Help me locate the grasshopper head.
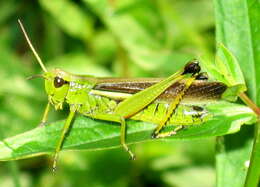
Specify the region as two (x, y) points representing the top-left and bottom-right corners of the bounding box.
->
(44, 69), (70, 110)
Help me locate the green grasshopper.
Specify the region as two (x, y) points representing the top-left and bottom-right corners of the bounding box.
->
(18, 20), (227, 170)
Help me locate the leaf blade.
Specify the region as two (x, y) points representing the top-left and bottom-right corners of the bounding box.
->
(0, 102), (256, 161)
(214, 0), (260, 186)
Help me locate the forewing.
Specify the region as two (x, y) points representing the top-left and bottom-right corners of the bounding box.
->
(94, 78), (227, 103)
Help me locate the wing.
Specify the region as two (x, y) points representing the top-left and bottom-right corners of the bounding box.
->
(93, 77), (227, 103)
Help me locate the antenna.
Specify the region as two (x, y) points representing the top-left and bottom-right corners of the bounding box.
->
(26, 74), (45, 80)
(18, 19), (48, 72)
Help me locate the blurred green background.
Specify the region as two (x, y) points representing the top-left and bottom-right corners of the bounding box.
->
(0, 0), (218, 186)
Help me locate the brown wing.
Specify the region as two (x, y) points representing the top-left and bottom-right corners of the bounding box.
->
(95, 77), (163, 94)
(94, 77), (227, 102)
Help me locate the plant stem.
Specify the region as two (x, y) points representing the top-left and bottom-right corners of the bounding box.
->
(239, 93), (260, 116)
(244, 121), (260, 187)
(239, 92), (260, 187)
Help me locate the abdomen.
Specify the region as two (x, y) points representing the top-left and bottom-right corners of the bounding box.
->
(78, 93), (212, 126)
(131, 103), (212, 125)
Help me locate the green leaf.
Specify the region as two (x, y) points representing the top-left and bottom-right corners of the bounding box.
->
(214, 1), (260, 103)
(202, 44), (246, 101)
(0, 102), (256, 161)
(214, 0), (260, 186)
(83, 0), (184, 70)
(90, 31), (117, 66)
(39, 0), (93, 41)
(215, 44), (245, 87)
(46, 53), (112, 77)
(0, 46), (38, 97)
(216, 130), (254, 187)
(82, 0), (215, 76)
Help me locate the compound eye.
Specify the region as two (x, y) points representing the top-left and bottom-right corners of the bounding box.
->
(54, 76), (66, 88)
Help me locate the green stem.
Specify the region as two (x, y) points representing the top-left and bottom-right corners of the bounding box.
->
(239, 93), (260, 186)
(239, 93), (260, 116)
(244, 121), (260, 187)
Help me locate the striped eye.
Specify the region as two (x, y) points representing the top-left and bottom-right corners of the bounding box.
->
(54, 77), (66, 88)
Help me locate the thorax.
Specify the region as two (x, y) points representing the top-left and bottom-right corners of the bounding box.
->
(65, 81), (118, 114)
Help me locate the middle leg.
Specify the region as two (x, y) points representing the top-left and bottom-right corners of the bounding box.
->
(88, 113), (135, 160)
